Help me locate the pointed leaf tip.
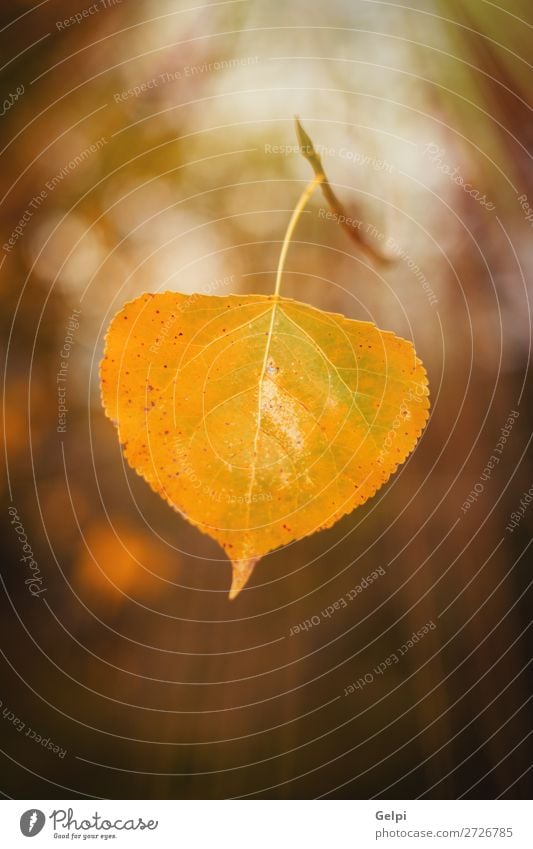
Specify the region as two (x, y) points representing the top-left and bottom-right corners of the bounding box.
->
(229, 558), (259, 600)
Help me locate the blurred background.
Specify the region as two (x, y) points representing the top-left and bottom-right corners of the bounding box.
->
(1, 0), (532, 799)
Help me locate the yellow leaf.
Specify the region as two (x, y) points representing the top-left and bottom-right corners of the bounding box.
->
(100, 291), (429, 597)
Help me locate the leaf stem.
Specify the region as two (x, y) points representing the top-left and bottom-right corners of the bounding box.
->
(274, 173), (324, 298)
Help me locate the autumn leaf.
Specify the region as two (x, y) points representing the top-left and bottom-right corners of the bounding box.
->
(101, 125), (429, 599)
(100, 291), (429, 597)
